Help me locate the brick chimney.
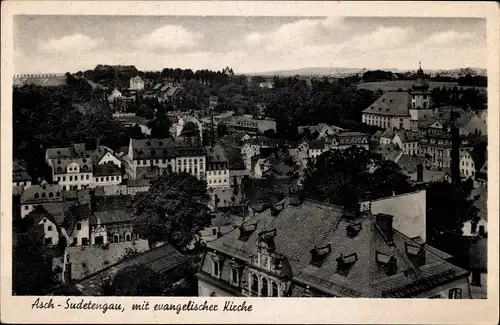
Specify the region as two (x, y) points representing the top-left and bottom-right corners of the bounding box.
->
(416, 163), (423, 182)
(376, 213), (394, 244)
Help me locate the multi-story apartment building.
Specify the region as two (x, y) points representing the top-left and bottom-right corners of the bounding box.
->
(52, 158), (94, 191)
(125, 137), (206, 180)
(205, 145), (230, 189)
(197, 197), (471, 298)
(418, 133), (473, 169)
(362, 92), (412, 130)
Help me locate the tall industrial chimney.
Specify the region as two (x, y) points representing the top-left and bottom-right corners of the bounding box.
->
(450, 112), (461, 187)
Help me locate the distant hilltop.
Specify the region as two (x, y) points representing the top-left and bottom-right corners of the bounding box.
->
(94, 65), (138, 73)
(246, 66), (486, 77)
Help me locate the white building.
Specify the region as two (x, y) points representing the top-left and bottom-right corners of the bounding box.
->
(393, 131), (420, 156)
(129, 76), (144, 91)
(108, 88), (122, 103)
(125, 137), (206, 181)
(362, 92), (412, 130)
(460, 152), (476, 179)
(52, 158), (94, 191)
(205, 145), (230, 189)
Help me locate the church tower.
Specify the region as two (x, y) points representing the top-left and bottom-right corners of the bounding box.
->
(409, 62), (433, 130)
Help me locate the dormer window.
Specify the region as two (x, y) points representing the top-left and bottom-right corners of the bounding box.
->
(210, 254), (222, 278)
(336, 253), (358, 276)
(238, 223), (258, 241)
(310, 244), (331, 267)
(376, 251), (398, 276)
(405, 242), (425, 267)
(270, 203), (285, 216)
(256, 229), (277, 252)
(346, 223), (362, 238)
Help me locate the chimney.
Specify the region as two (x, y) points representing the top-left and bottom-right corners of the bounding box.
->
(376, 213), (394, 244)
(451, 125), (460, 186)
(416, 164), (423, 182)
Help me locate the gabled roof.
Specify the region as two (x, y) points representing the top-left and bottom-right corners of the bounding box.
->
(207, 198), (467, 297)
(53, 157), (93, 174)
(64, 203), (92, 234)
(92, 210), (133, 225)
(74, 244), (186, 295)
(13, 161), (32, 182)
(375, 144), (402, 163)
(362, 92), (411, 117)
(93, 163), (122, 177)
(395, 131), (420, 143)
(220, 145), (246, 170)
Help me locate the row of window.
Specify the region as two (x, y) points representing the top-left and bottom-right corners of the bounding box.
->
(461, 169), (475, 177)
(208, 178), (228, 185)
(57, 174), (91, 182)
(207, 170), (227, 175)
(14, 181), (30, 186)
(95, 176), (121, 182)
(136, 158), (204, 166)
(412, 102), (428, 109)
(461, 160), (473, 167)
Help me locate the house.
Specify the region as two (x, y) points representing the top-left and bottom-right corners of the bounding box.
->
(219, 144), (250, 188)
(45, 143), (86, 165)
(52, 157), (94, 191)
(460, 151), (476, 180)
(379, 128), (395, 144)
(125, 137), (206, 180)
(197, 197), (470, 298)
(375, 144), (403, 163)
(171, 116), (203, 140)
(199, 212), (245, 244)
(70, 244), (186, 295)
(63, 203), (93, 246)
(418, 133), (473, 169)
(327, 131), (370, 151)
(362, 92), (412, 130)
(206, 145), (230, 189)
(224, 116), (277, 135)
(297, 123), (344, 139)
(20, 184), (64, 218)
(26, 205), (63, 246)
(396, 154), (423, 179)
(455, 113), (487, 136)
(13, 160), (32, 195)
(129, 76), (144, 91)
(107, 89), (122, 103)
(393, 131), (420, 155)
(91, 210), (139, 245)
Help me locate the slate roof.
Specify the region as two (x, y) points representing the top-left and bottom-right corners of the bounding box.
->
(375, 144), (402, 163)
(53, 158), (93, 175)
(92, 210), (133, 225)
(206, 198), (468, 297)
(395, 131), (420, 143)
(93, 163), (122, 177)
(362, 92), (411, 117)
(220, 145), (246, 170)
(130, 137), (205, 160)
(74, 244), (187, 295)
(13, 161), (32, 182)
(21, 184), (64, 204)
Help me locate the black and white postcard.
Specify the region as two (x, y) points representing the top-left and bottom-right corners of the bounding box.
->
(1, 1), (498, 324)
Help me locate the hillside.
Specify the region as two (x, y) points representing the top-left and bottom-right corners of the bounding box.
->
(357, 80), (487, 92)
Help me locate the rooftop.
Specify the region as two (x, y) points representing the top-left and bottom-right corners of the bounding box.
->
(21, 184), (64, 204)
(206, 198), (468, 297)
(362, 92), (411, 117)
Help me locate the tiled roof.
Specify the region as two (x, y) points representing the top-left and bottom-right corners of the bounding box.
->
(21, 184), (64, 204)
(395, 131), (420, 143)
(74, 243), (186, 295)
(362, 92), (411, 117)
(220, 145), (246, 170)
(66, 240), (150, 281)
(53, 158), (93, 175)
(130, 137), (205, 160)
(93, 163), (122, 177)
(13, 162), (32, 182)
(93, 210), (133, 225)
(207, 198), (468, 297)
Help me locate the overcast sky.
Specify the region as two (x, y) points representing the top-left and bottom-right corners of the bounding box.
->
(14, 15), (486, 74)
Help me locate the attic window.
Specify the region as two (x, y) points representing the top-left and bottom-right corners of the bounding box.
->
(146, 141), (151, 146)
(346, 223), (362, 237)
(34, 193), (39, 199)
(57, 160), (61, 164)
(48, 192), (54, 198)
(41, 193), (46, 198)
(376, 251), (398, 276)
(83, 165), (88, 171)
(57, 151), (61, 154)
(86, 154), (90, 158)
(310, 244), (331, 267)
(57, 167), (62, 172)
(82, 158), (87, 163)
(238, 223), (258, 241)
(56, 191), (61, 197)
(42, 185), (47, 190)
(405, 243), (424, 256)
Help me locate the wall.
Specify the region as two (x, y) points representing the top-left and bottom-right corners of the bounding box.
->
(69, 218), (90, 246)
(99, 152), (122, 167)
(469, 271), (487, 299)
(94, 175), (122, 187)
(198, 279), (235, 297)
(21, 203), (35, 219)
(362, 190), (426, 241)
(39, 217), (59, 245)
(461, 219), (487, 236)
(207, 169), (230, 188)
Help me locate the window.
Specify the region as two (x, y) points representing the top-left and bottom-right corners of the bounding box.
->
(69, 176), (73, 181)
(231, 268), (239, 285)
(106, 177), (109, 181)
(212, 261), (220, 277)
(251, 274), (259, 295)
(73, 238), (78, 245)
(45, 238), (53, 245)
(24, 205), (29, 210)
(63, 176), (66, 181)
(86, 175), (89, 180)
(448, 288), (462, 299)
(272, 282), (279, 297)
(82, 238), (88, 245)
(125, 233), (131, 241)
(48, 226), (52, 231)
(76, 223), (81, 231)
(114, 234), (119, 243)
(261, 278), (269, 296)
(471, 271), (482, 286)
(212, 228), (217, 236)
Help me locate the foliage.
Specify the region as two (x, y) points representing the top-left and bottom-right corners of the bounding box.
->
(301, 146), (411, 207)
(430, 86), (486, 111)
(111, 265), (164, 296)
(133, 172), (211, 249)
